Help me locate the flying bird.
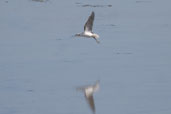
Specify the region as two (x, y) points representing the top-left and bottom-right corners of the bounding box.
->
(77, 80), (100, 114)
(75, 11), (100, 44)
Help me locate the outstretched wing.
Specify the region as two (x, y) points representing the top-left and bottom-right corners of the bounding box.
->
(93, 37), (100, 44)
(84, 11), (95, 32)
(85, 94), (95, 114)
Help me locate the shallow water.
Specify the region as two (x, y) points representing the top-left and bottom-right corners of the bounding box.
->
(0, 0), (171, 114)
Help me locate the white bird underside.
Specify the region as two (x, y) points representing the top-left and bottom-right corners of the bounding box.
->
(75, 11), (100, 44)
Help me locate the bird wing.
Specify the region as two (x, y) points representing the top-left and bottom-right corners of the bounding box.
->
(93, 37), (100, 44)
(85, 94), (95, 114)
(84, 11), (95, 32)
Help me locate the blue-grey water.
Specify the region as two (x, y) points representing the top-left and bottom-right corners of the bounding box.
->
(0, 0), (171, 114)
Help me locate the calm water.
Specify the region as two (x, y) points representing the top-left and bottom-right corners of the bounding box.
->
(0, 0), (171, 114)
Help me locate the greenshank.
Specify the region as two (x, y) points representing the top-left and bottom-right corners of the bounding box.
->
(75, 12), (100, 44)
